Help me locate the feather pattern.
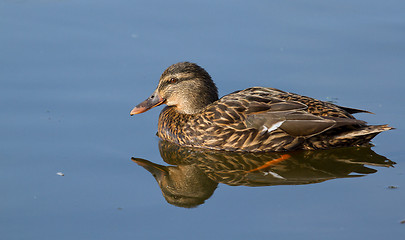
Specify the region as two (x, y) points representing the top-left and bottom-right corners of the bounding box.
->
(157, 87), (391, 152)
(130, 62), (392, 152)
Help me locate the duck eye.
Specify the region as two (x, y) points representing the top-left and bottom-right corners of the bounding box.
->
(169, 77), (178, 84)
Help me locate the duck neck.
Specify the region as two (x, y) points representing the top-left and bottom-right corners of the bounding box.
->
(174, 89), (219, 115)
(158, 106), (194, 145)
(176, 98), (216, 114)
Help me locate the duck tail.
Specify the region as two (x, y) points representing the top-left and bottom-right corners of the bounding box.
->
(335, 124), (393, 140)
(332, 124), (394, 146)
(305, 124), (393, 150)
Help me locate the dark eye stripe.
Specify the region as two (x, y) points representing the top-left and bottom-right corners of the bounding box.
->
(158, 77), (180, 90)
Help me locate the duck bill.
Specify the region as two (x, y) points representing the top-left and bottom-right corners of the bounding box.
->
(130, 90), (166, 115)
(131, 157), (168, 181)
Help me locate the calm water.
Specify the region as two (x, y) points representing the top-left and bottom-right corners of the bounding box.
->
(1, 0), (404, 239)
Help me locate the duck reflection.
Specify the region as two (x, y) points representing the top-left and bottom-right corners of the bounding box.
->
(132, 141), (395, 208)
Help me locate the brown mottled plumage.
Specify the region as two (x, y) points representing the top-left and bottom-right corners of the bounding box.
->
(130, 62), (392, 152)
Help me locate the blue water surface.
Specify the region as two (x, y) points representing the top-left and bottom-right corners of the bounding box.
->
(1, 0), (404, 239)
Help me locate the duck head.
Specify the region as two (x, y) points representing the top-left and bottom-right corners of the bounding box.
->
(130, 62), (219, 115)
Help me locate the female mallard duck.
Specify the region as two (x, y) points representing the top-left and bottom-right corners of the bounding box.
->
(130, 62), (392, 152)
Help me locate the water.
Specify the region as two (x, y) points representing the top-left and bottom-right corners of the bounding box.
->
(1, 0), (404, 239)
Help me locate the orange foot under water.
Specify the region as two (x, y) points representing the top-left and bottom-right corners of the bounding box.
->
(246, 154), (291, 173)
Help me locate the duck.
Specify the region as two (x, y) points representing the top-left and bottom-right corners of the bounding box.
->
(130, 62), (392, 152)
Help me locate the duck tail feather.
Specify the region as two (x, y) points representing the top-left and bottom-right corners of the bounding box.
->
(335, 124), (393, 140)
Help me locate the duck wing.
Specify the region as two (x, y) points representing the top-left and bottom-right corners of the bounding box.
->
(220, 87), (366, 138)
(245, 101), (366, 137)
